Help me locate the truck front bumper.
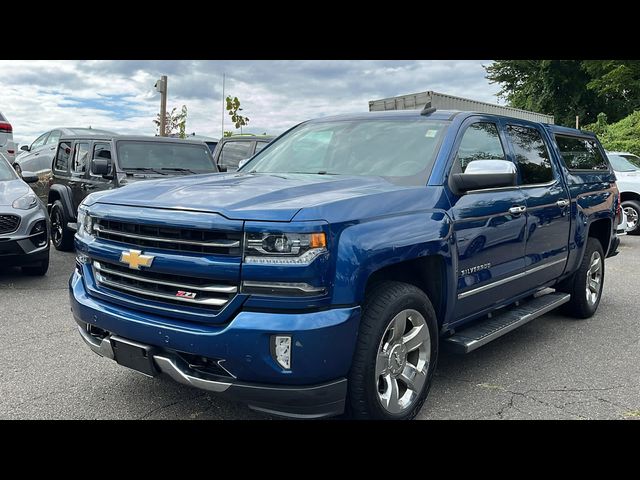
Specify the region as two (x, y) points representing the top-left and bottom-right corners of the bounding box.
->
(69, 269), (360, 418)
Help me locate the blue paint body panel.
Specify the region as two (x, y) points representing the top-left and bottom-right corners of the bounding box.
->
(70, 110), (618, 394)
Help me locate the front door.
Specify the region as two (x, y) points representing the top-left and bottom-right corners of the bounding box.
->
(449, 118), (528, 321)
(504, 121), (570, 285)
(69, 140), (91, 212)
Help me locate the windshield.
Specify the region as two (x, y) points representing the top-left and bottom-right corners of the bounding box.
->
(0, 156), (17, 181)
(619, 154), (640, 169)
(242, 118), (449, 185)
(116, 141), (217, 172)
(608, 154), (640, 172)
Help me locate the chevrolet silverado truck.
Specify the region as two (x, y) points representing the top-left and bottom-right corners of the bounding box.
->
(70, 109), (619, 419)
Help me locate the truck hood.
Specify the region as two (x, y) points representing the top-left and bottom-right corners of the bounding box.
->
(94, 172), (411, 222)
(0, 179), (29, 206)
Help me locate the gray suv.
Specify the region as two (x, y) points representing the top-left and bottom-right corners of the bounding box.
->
(48, 133), (219, 250)
(0, 153), (50, 275)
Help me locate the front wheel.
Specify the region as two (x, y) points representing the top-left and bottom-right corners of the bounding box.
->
(50, 200), (75, 251)
(622, 200), (640, 234)
(347, 281), (438, 420)
(558, 237), (604, 319)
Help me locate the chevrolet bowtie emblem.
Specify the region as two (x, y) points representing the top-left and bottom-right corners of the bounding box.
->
(120, 249), (155, 270)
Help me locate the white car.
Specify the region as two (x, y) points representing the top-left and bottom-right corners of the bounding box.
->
(0, 112), (16, 166)
(608, 151), (640, 235)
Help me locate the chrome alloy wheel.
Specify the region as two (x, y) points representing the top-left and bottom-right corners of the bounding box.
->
(51, 208), (63, 245)
(375, 309), (430, 414)
(624, 206), (638, 231)
(585, 250), (602, 307)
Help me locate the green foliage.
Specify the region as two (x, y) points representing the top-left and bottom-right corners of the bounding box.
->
(225, 96), (250, 133)
(485, 60), (640, 127)
(154, 105), (188, 137)
(583, 111), (640, 156)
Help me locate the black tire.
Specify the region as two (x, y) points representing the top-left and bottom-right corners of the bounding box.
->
(622, 200), (640, 235)
(347, 281), (439, 420)
(557, 237), (604, 319)
(50, 200), (74, 251)
(22, 253), (50, 276)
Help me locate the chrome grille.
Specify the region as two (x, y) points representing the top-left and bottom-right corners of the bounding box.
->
(94, 219), (242, 255)
(92, 260), (237, 310)
(0, 215), (20, 234)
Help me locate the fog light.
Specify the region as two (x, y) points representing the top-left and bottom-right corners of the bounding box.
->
(76, 253), (90, 264)
(272, 335), (292, 369)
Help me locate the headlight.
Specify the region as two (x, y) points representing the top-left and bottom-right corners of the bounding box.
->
(76, 206), (94, 239)
(244, 232), (327, 265)
(12, 192), (38, 210)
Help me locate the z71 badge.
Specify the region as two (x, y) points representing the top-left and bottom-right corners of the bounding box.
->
(460, 263), (491, 276)
(176, 290), (197, 299)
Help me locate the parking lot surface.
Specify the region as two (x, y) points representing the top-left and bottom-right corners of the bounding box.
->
(1, 237), (639, 420)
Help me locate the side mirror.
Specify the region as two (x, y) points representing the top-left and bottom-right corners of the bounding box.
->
(450, 159), (517, 195)
(91, 157), (113, 178)
(21, 171), (39, 184)
(237, 158), (250, 170)
(20, 145), (30, 152)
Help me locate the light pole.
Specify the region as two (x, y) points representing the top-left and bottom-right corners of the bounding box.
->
(155, 75), (168, 136)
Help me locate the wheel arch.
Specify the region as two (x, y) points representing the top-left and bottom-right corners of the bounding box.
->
(48, 184), (76, 220)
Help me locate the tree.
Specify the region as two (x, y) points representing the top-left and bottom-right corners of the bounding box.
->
(225, 96), (250, 133)
(153, 105), (188, 137)
(485, 60), (640, 127)
(583, 111), (640, 156)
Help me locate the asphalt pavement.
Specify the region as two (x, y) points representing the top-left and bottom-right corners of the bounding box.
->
(1, 237), (639, 420)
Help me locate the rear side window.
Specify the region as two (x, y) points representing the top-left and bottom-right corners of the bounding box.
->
(46, 130), (61, 146)
(220, 141), (253, 171)
(506, 125), (554, 184)
(254, 142), (268, 153)
(54, 142), (71, 171)
(454, 122), (506, 173)
(555, 135), (609, 171)
(73, 142), (90, 174)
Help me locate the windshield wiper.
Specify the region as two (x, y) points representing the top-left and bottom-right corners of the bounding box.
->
(159, 167), (198, 174)
(123, 167), (168, 175)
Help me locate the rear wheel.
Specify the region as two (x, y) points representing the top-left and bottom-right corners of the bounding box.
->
(50, 200), (74, 251)
(347, 281), (438, 420)
(622, 200), (640, 234)
(558, 237), (604, 319)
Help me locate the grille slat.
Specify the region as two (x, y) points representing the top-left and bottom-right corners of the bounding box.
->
(94, 219), (242, 255)
(0, 215), (20, 234)
(92, 259), (236, 311)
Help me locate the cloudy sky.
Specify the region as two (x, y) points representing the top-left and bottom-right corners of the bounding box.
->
(0, 60), (501, 146)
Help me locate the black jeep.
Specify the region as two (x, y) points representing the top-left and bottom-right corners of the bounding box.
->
(48, 134), (218, 250)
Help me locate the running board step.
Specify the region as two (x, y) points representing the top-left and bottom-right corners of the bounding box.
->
(444, 292), (571, 354)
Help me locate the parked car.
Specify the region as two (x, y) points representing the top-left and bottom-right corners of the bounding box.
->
(0, 112), (17, 165)
(607, 152), (640, 234)
(180, 134), (219, 154)
(70, 109), (618, 420)
(0, 152), (50, 275)
(14, 128), (117, 203)
(49, 133), (219, 251)
(212, 134), (274, 172)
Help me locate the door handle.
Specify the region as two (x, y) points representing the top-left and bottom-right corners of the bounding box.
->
(509, 206), (527, 215)
(556, 199), (570, 208)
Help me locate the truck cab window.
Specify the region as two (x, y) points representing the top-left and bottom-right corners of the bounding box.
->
(506, 124), (554, 184)
(454, 122), (506, 173)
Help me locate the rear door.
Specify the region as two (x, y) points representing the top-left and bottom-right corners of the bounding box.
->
(503, 121), (571, 285)
(449, 117), (528, 321)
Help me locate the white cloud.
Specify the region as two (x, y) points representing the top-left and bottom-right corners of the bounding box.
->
(0, 60), (500, 145)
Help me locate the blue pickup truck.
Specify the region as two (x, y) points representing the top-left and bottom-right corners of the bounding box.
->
(70, 109), (620, 419)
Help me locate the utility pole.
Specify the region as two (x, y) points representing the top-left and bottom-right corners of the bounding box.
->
(155, 75), (168, 136)
(221, 73), (225, 138)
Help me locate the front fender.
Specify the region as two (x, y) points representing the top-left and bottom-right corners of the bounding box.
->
(49, 184), (76, 220)
(331, 210), (453, 305)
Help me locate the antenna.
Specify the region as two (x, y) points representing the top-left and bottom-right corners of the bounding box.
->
(421, 102), (436, 116)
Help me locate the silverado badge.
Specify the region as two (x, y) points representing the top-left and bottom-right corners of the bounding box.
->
(120, 249), (155, 270)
